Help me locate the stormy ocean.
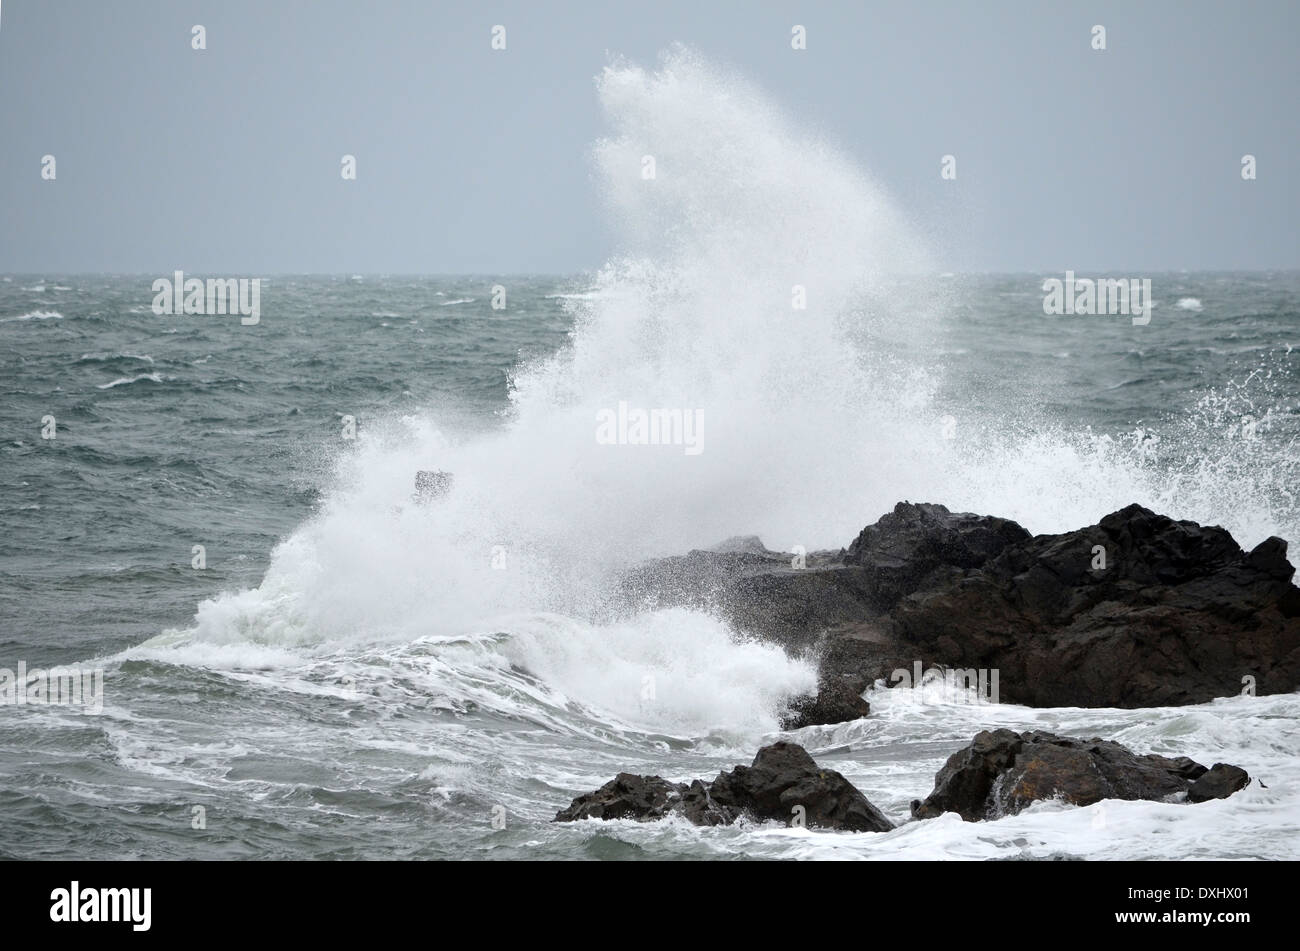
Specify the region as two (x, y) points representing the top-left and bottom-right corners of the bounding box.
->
(2, 56), (1297, 861)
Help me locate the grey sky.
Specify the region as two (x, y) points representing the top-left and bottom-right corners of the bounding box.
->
(1, 0), (1296, 273)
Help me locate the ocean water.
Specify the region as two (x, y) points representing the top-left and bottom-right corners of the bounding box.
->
(2, 53), (1298, 860)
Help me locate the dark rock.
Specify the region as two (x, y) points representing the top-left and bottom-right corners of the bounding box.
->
(843, 502), (1031, 610)
(618, 502), (1300, 719)
(554, 741), (893, 832)
(618, 502), (1027, 651)
(882, 504), (1300, 707)
(676, 779), (735, 826)
(910, 730), (1250, 821)
(779, 675), (871, 730)
(708, 741), (893, 832)
(617, 544), (878, 652)
(553, 772), (685, 823)
(1187, 763), (1252, 803)
(992, 852), (1086, 861)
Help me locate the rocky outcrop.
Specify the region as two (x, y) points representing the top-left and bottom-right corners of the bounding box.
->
(552, 773), (730, 825)
(554, 741), (894, 832)
(618, 503), (1028, 651)
(878, 503), (1300, 709)
(910, 729), (1251, 821)
(779, 676), (871, 731)
(617, 544), (875, 651)
(1187, 764), (1252, 803)
(618, 502), (1300, 723)
(842, 502), (1031, 608)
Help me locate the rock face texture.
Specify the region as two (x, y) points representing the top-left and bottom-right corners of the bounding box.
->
(779, 678), (871, 731)
(877, 503), (1300, 709)
(554, 741), (894, 832)
(618, 502), (1300, 724)
(553, 734), (1252, 833)
(910, 730), (1251, 822)
(1187, 764), (1253, 803)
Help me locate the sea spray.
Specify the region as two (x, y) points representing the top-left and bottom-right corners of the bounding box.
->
(180, 50), (1297, 734)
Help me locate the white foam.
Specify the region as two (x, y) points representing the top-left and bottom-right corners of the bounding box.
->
(2, 309), (62, 322)
(97, 373), (163, 389)
(78, 352), (154, 363)
(495, 608), (814, 737)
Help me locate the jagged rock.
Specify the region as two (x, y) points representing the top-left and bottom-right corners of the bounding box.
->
(1187, 763), (1252, 803)
(619, 502), (1300, 722)
(618, 503), (1026, 651)
(617, 543), (876, 652)
(843, 502), (1031, 610)
(552, 773), (685, 823)
(910, 730), (1250, 821)
(554, 741), (893, 832)
(882, 504), (1300, 707)
(708, 741), (893, 831)
(779, 675), (870, 730)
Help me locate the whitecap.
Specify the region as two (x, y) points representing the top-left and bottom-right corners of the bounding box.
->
(97, 372), (163, 389)
(1, 309), (63, 322)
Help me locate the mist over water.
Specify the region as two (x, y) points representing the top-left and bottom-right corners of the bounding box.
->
(2, 50), (1296, 860)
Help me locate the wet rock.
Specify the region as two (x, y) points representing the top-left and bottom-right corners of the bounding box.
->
(552, 772), (685, 823)
(843, 502), (1031, 610)
(1187, 763), (1252, 803)
(708, 741), (893, 832)
(779, 675), (871, 730)
(620, 502), (1300, 721)
(910, 729), (1249, 821)
(618, 542), (877, 652)
(881, 504), (1300, 707)
(555, 741), (893, 832)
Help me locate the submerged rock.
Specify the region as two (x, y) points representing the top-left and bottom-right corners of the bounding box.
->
(910, 729), (1251, 822)
(555, 741), (894, 832)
